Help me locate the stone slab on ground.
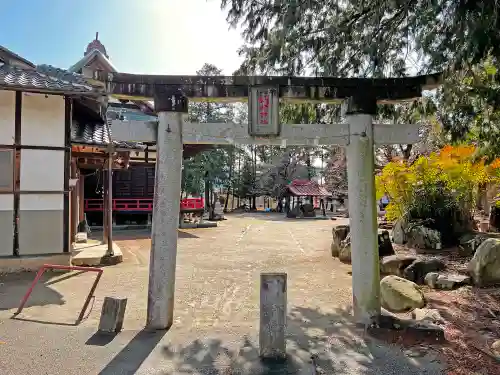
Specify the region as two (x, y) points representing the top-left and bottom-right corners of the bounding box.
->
(72, 242), (123, 266)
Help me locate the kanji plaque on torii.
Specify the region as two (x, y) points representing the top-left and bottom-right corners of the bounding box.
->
(89, 70), (441, 330)
(248, 86), (280, 136)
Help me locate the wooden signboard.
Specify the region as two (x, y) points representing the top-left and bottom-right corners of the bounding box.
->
(248, 86), (280, 136)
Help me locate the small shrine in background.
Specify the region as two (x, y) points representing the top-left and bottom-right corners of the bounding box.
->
(284, 180), (330, 218)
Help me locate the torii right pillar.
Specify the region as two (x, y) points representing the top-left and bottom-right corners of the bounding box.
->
(344, 95), (381, 325)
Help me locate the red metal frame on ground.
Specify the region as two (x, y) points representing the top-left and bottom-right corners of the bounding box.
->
(15, 264), (103, 324)
(84, 197), (204, 213)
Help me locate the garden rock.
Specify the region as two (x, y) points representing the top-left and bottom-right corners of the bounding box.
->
(424, 272), (439, 288)
(403, 258), (446, 284)
(338, 234), (352, 263)
(378, 230), (395, 257)
(336, 230), (395, 264)
(425, 272), (470, 289)
(436, 274), (471, 289)
(392, 219), (407, 245)
(380, 275), (425, 312)
(459, 233), (488, 257)
(468, 238), (500, 286)
(331, 225), (350, 258)
(492, 340), (500, 358)
(411, 308), (445, 325)
(380, 254), (417, 276)
(406, 225), (442, 250)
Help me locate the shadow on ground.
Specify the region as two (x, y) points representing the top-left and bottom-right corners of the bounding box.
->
(97, 306), (444, 375)
(100, 229), (199, 242)
(226, 211), (341, 224)
(0, 271), (68, 311)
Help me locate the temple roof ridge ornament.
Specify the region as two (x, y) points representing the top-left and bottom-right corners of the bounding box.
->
(69, 33), (117, 74)
(85, 32), (108, 58)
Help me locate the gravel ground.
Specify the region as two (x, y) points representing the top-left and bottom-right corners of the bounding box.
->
(0, 213), (445, 374)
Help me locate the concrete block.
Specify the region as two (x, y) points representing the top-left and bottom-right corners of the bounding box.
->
(259, 273), (287, 361)
(98, 297), (127, 333)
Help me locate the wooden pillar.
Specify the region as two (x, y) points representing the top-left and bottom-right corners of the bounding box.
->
(102, 168), (108, 243)
(106, 149), (113, 255)
(70, 158), (78, 242)
(78, 170), (85, 223)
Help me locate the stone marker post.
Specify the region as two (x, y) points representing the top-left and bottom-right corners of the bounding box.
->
(98, 296), (127, 333)
(260, 273), (287, 361)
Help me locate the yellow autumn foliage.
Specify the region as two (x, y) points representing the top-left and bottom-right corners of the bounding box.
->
(376, 145), (500, 222)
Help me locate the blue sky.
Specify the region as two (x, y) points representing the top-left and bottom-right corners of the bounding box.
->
(0, 0), (244, 75)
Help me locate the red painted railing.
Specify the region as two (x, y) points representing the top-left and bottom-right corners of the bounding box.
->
(84, 197), (204, 212)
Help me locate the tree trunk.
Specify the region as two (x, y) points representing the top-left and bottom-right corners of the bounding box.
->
(208, 181), (216, 220)
(204, 175), (210, 215)
(224, 149), (234, 212)
(306, 150), (312, 180)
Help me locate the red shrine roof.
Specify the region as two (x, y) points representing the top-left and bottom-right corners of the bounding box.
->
(287, 180), (331, 197)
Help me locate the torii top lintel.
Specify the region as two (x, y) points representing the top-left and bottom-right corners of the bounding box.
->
(89, 70), (442, 104)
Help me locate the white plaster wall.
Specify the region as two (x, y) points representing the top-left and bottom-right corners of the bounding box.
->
(20, 194), (63, 211)
(21, 93), (65, 147)
(0, 90), (15, 144)
(0, 195), (13, 211)
(20, 149), (64, 191)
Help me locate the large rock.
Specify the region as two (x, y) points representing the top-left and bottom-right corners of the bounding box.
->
(468, 238), (500, 286)
(380, 275), (425, 312)
(403, 258), (446, 284)
(424, 272), (471, 289)
(392, 219), (407, 245)
(331, 225), (350, 257)
(407, 225), (442, 250)
(459, 233), (487, 257)
(380, 254), (417, 276)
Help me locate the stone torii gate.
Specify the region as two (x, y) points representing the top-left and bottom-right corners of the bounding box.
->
(89, 71), (441, 329)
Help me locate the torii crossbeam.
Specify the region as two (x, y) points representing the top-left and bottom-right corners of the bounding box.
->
(88, 70), (442, 329)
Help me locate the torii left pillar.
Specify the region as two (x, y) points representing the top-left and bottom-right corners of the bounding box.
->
(146, 88), (186, 330)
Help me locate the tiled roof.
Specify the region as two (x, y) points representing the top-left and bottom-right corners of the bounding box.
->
(71, 119), (146, 150)
(287, 179), (331, 197)
(0, 63), (105, 95)
(0, 45), (35, 68)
